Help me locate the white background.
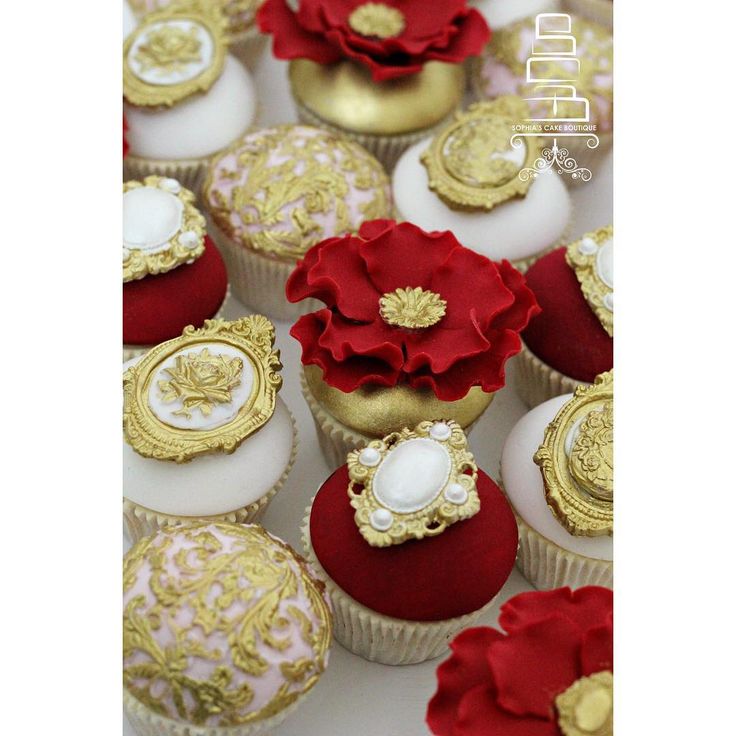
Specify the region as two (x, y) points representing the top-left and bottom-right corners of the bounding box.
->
(122, 52), (613, 736)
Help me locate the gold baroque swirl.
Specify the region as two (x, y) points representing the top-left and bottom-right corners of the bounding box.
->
(379, 287), (447, 329)
(123, 317), (282, 463)
(556, 671), (613, 736)
(348, 3), (406, 39)
(123, 176), (206, 283)
(421, 98), (540, 211)
(204, 126), (391, 260)
(534, 371), (613, 536)
(123, 523), (332, 727)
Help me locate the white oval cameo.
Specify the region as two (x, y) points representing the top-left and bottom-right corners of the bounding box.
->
(123, 186), (184, 254)
(372, 438), (452, 514)
(596, 238), (613, 290)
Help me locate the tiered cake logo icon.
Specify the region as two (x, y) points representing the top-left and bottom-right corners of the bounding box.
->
(512, 14), (599, 182)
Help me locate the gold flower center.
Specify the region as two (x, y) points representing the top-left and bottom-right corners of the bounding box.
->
(379, 287), (447, 329)
(348, 3), (405, 39)
(556, 671), (613, 736)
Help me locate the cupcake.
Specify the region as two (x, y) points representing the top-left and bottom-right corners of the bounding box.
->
(122, 316), (297, 542)
(427, 586), (613, 735)
(471, 0), (562, 29)
(500, 372), (613, 589)
(127, 0), (268, 68)
(473, 13), (613, 179)
(302, 420), (519, 664)
(123, 3), (258, 193)
(258, 0), (489, 170)
(124, 522), (333, 736)
(123, 175), (229, 362)
(287, 219), (540, 468)
(203, 124), (393, 321)
(515, 225), (613, 407)
(564, 0), (613, 29)
(393, 97), (572, 272)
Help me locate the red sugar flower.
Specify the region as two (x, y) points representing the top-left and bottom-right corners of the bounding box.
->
(287, 220), (539, 401)
(427, 587), (613, 736)
(258, 0), (490, 82)
(123, 114), (129, 159)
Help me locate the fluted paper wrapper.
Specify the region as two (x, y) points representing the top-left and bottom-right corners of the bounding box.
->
(123, 410), (298, 544)
(294, 99), (456, 172)
(123, 153), (208, 196)
(515, 514), (612, 590)
(511, 343), (588, 408)
(209, 224), (319, 322)
(124, 686), (307, 736)
(301, 503), (497, 665)
(122, 287), (231, 363)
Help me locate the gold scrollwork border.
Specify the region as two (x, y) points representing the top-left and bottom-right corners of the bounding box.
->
(123, 317), (283, 463)
(420, 97), (540, 212)
(346, 420), (480, 547)
(123, 176), (206, 282)
(123, 4), (228, 108)
(533, 372), (613, 537)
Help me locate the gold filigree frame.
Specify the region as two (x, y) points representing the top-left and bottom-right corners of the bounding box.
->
(123, 176), (206, 282)
(123, 317), (282, 463)
(420, 97), (540, 212)
(347, 420), (480, 547)
(123, 5), (228, 108)
(566, 225), (614, 337)
(534, 372), (613, 537)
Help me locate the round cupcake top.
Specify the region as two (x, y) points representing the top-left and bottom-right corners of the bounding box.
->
(522, 227), (613, 382)
(123, 176), (206, 282)
(476, 13), (613, 132)
(123, 316), (282, 463)
(129, 0), (264, 38)
(472, 0), (562, 29)
(309, 422), (518, 621)
(204, 125), (392, 260)
(123, 523), (332, 728)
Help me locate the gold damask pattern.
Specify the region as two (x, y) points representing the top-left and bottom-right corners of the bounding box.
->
(204, 127), (391, 259)
(348, 3), (406, 39)
(379, 287), (447, 329)
(123, 523), (332, 727)
(534, 372), (613, 536)
(556, 671), (613, 736)
(421, 98), (539, 211)
(123, 317), (282, 462)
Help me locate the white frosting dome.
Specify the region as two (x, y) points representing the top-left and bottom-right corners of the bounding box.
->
(501, 395), (613, 561)
(472, 0), (562, 28)
(393, 138), (570, 262)
(125, 55), (257, 160)
(123, 0), (138, 39)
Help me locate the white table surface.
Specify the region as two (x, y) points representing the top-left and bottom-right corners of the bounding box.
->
(123, 52), (613, 736)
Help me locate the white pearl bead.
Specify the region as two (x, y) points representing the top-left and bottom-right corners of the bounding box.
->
(444, 483), (468, 505)
(159, 178), (181, 193)
(429, 422), (451, 441)
(359, 447), (381, 467)
(123, 247), (130, 261)
(579, 237), (598, 255)
(370, 508), (393, 531)
(179, 230), (200, 249)
(604, 292), (614, 311)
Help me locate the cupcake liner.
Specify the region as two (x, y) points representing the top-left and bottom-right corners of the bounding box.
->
(563, 0), (613, 28)
(515, 513), (612, 589)
(227, 28), (268, 71)
(123, 685), (308, 736)
(293, 98), (457, 172)
(123, 153), (209, 196)
(123, 408), (298, 544)
(122, 286), (231, 363)
(511, 342), (588, 408)
(301, 501), (498, 665)
(209, 223), (319, 322)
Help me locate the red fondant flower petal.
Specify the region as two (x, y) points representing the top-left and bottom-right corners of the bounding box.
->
(317, 312), (404, 368)
(580, 618), (614, 676)
(492, 260), (542, 332)
(358, 219), (396, 240)
(425, 9), (491, 64)
(452, 684), (559, 736)
(488, 616), (582, 719)
(427, 627), (502, 736)
(500, 586), (613, 636)
(286, 237), (345, 307)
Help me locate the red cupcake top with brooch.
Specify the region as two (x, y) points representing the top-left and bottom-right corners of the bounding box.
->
(286, 219), (540, 401)
(428, 586), (613, 735)
(258, 0), (490, 81)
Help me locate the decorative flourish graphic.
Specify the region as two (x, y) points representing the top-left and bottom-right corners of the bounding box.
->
(134, 24), (203, 75)
(348, 3), (406, 39)
(379, 287), (447, 329)
(517, 139), (593, 182)
(555, 671), (613, 736)
(158, 348), (244, 419)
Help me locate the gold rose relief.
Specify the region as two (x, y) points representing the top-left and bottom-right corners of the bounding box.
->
(534, 372), (613, 536)
(421, 98), (540, 211)
(124, 4), (228, 107)
(123, 317), (283, 462)
(123, 523), (332, 726)
(204, 127), (391, 260)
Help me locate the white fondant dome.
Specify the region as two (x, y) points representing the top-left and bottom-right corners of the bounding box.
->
(472, 0), (562, 29)
(123, 0), (137, 40)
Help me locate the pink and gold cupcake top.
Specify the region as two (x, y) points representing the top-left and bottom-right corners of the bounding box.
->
(204, 125), (393, 260)
(123, 522), (332, 728)
(476, 14), (613, 133)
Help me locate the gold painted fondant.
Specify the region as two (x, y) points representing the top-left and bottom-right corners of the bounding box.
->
(556, 671), (613, 736)
(534, 371), (613, 536)
(379, 287), (447, 329)
(123, 317), (282, 463)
